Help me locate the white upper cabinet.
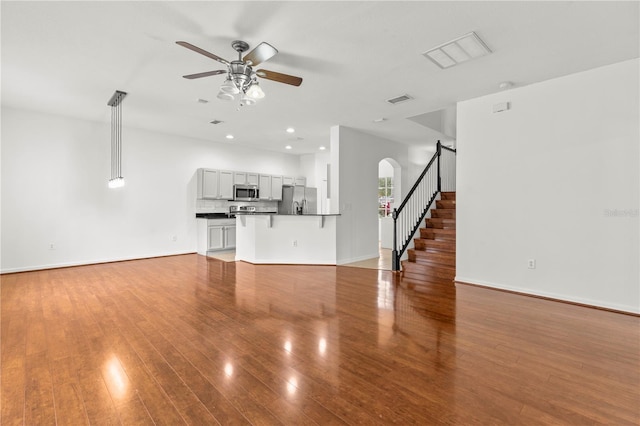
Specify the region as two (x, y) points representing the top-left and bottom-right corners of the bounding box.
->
(234, 172), (259, 185)
(258, 175), (283, 200)
(234, 172), (247, 185)
(246, 173), (259, 185)
(283, 176), (306, 186)
(198, 169), (219, 199)
(271, 175), (283, 201)
(283, 176), (295, 186)
(219, 170), (234, 200)
(258, 174), (272, 200)
(197, 168), (233, 200)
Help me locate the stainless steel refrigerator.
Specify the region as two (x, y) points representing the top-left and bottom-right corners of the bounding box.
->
(279, 186), (317, 215)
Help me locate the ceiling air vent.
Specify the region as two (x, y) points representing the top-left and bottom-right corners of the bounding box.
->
(386, 94), (413, 105)
(423, 32), (492, 69)
(210, 119), (224, 125)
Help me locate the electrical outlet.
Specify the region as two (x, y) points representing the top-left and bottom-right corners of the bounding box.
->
(293, 240), (298, 247)
(49, 243), (56, 250)
(171, 235), (177, 242)
(528, 259), (536, 269)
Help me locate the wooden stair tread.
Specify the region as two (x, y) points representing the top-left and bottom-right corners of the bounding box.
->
(420, 228), (456, 241)
(413, 239), (455, 252)
(430, 209), (456, 218)
(407, 250), (456, 266)
(436, 200), (456, 209)
(426, 218), (456, 229)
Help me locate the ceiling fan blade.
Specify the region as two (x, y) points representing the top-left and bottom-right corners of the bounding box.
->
(183, 70), (227, 80)
(176, 41), (230, 66)
(256, 69), (303, 87)
(243, 42), (278, 66)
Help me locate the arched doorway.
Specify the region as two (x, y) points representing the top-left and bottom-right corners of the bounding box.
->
(378, 158), (401, 267)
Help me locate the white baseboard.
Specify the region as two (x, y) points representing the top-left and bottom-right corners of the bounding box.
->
(455, 276), (640, 315)
(1, 251), (196, 274)
(337, 252), (380, 265)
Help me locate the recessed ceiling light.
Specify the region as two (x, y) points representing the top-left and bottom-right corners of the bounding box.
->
(373, 117), (387, 123)
(286, 127), (295, 133)
(319, 146), (326, 151)
(285, 145), (292, 150)
(423, 31), (491, 69)
(226, 134), (234, 139)
(197, 98), (209, 104)
(210, 119), (223, 125)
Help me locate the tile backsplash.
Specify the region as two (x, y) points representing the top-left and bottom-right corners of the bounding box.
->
(195, 199), (278, 214)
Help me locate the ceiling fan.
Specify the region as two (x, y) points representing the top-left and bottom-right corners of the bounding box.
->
(176, 40), (303, 105)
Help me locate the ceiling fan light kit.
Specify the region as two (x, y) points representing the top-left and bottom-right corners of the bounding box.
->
(246, 82), (265, 100)
(216, 91), (235, 101)
(220, 78), (240, 95)
(177, 39), (302, 108)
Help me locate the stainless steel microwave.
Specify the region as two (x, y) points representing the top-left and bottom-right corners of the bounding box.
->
(234, 184), (259, 201)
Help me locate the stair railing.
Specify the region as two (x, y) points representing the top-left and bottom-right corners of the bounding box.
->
(392, 141), (457, 271)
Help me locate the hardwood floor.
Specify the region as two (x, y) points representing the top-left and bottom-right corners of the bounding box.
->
(2, 254), (639, 425)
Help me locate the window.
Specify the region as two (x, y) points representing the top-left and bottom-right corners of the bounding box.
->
(378, 177), (394, 217)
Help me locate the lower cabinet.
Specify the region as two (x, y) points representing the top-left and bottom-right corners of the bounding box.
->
(197, 219), (236, 255)
(208, 224), (236, 251)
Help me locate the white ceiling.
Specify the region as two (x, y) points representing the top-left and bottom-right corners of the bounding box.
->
(2, 1), (638, 155)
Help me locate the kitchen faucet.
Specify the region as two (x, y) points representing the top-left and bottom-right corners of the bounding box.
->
(292, 200), (300, 215)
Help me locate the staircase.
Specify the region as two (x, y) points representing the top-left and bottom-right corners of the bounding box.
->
(401, 192), (456, 284)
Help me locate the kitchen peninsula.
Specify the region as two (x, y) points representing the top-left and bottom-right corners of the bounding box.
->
(235, 213), (340, 265)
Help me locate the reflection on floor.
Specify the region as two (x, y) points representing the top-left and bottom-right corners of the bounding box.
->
(208, 246), (393, 270)
(343, 245), (392, 271)
(206, 250), (236, 262)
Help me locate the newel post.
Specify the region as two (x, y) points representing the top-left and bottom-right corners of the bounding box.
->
(436, 140), (442, 193)
(392, 208), (400, 271)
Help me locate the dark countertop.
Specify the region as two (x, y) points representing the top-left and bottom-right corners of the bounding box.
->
(197, 212), (340, 218)
(195, 213), (235, 219)
(233, 212), (277, 215)
(276, 213), (341, 217)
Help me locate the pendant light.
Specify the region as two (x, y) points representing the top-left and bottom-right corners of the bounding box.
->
(107, 90), (127, 188)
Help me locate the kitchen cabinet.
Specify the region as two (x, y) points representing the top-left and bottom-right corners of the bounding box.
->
(259, 175), (283, 201)
(207, 219), (236, 251)
(283, 176), (295, 186)
(197, 168), (234, 200)
(283, 176), (307, 187)
(198, 169), (219, 199)
(197, 218), (236, 255)
(219, 170), (234, 200)
(234, 172), (259, 185)
(271, 175), (283, 200)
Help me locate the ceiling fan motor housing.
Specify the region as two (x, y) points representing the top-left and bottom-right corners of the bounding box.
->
(229, 61), (253, 91)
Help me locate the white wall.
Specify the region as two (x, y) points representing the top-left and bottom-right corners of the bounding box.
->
(407, 144), (437, 184)
(456, 59), (639, 313)
(1, 107), (301, 272)
(330, 126), (409, 264)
